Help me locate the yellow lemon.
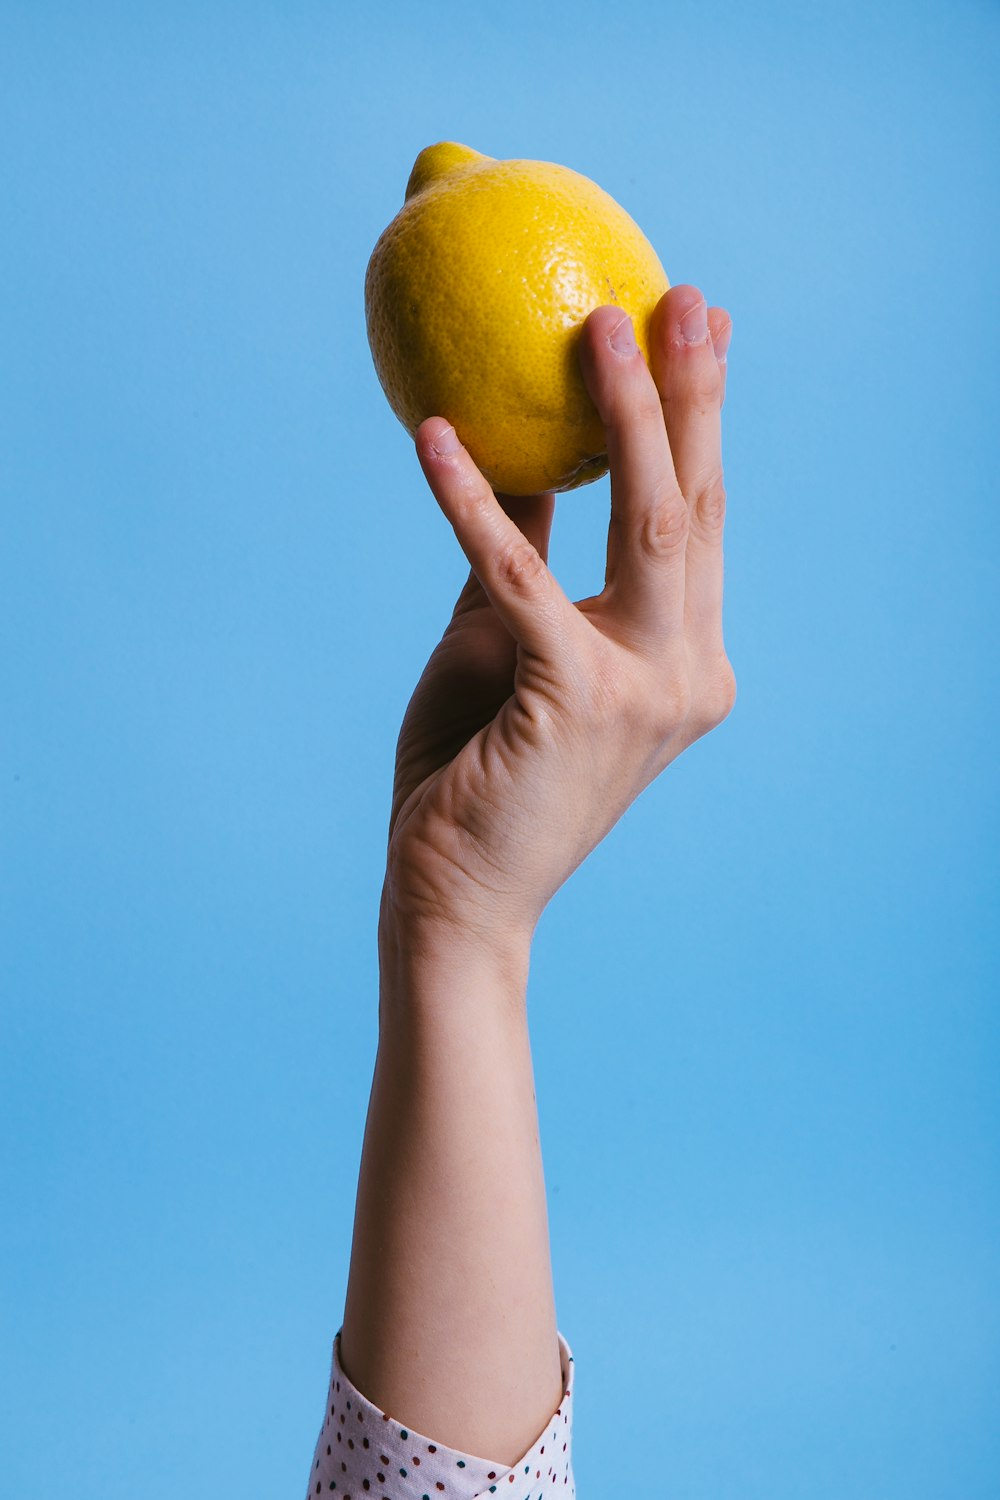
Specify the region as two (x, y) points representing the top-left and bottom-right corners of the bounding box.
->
(365, 142), (670, 496)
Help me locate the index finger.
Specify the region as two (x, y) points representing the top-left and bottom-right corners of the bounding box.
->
(416, 418), (579, 662)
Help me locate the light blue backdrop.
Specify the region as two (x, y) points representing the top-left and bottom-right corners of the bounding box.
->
(2, 2), (997, 1495)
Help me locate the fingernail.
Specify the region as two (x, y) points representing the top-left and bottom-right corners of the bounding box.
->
(609, 315), (638, 356)
(680, 298), (709, 345)
(713, 320), (732, 362)
(430, 424), (461, 456)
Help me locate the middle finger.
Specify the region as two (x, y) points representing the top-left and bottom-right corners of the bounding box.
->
(578, 304), (688, 643)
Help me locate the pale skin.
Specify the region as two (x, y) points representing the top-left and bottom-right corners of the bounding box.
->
(339, 284), (735, 1463)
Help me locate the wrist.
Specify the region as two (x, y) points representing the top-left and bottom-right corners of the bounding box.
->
(378, 884), (533, 1025)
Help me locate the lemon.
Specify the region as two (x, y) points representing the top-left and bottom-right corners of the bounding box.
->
(365, 142), (670, 496)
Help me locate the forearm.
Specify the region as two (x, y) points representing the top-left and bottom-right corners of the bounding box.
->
(338, 901), (563, 1464)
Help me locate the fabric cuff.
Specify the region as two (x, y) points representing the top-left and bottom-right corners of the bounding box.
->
(307, 1330), (575, 1500)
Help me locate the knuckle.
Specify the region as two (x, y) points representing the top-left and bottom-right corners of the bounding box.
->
(618, 646), (693, 742)
(607, 378), (662, 432)
(571, 637), (736, 751)
(663, 354), (722, 415)
(635, 383), (666, 427)
(683, 353), (724, 407)
(497, 536), (545, 594)
(690, 469), (728, 536)
(650, 675), (692, 740)
(638, 483), (689, 560)
(693, 657), (737, 733)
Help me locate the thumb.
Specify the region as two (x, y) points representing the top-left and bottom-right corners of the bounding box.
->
(416, 418), (575, 660)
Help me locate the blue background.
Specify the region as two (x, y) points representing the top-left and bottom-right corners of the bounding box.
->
(2, 1), (997, 1494)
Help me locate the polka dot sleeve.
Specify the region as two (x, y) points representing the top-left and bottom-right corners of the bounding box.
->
(306, 1330), (576, 1500)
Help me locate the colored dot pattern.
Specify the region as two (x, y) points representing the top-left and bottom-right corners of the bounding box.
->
(306, 1330), (575, 1500)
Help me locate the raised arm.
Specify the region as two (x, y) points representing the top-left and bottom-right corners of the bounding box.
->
(337, 284), (734, 1464)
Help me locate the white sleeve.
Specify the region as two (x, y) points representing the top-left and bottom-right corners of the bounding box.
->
(306, 1330), (576, 1500)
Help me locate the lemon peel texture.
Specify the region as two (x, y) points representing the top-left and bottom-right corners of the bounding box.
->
(365, 142), (670, 496)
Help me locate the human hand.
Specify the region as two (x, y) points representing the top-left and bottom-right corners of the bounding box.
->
(382, 285), (735, 951)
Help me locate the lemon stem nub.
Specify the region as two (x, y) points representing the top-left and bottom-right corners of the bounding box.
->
(404, 142), (489, 200)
